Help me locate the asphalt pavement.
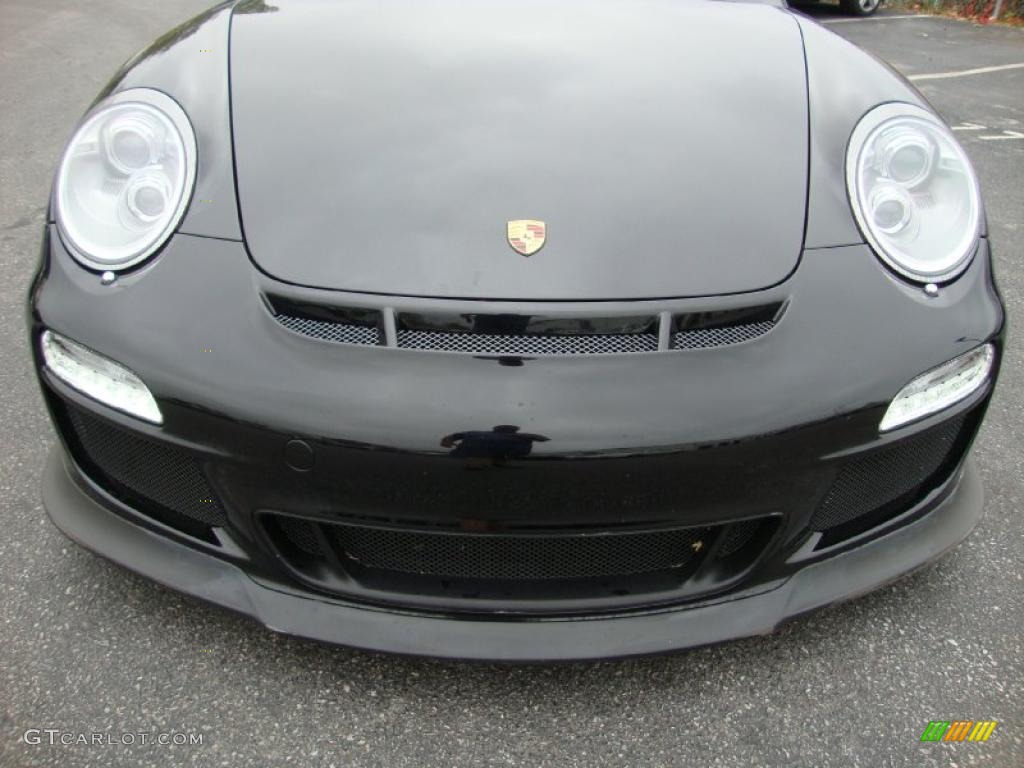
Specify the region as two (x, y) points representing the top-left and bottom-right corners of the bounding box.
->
(1, 3), (1021, 767)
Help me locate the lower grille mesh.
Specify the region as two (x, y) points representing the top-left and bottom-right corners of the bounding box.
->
(811, 414), (967, 534)
(267, 513), (777, 607)
(63, 406), (227, 530)
(273, 517), (727, 581)
(333, 525), (711, 581)
(716, 518), (762, 558)
(278, 514), (323, 554)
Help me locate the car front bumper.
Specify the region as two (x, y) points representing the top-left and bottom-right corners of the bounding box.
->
(44, 445), (983, 661)
(30, 227), (1004, 659)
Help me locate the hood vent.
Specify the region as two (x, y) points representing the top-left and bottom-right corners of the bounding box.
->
(268, 297), (785, 356)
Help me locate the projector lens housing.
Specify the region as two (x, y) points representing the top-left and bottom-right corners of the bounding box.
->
(54, 89), (196, 272)
(847, 103), (981, 283)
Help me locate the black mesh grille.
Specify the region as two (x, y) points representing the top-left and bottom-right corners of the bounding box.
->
(811, 414), (967, 535)
(673, 320), (776, 350)
(265, 513), (779, 607)
(397, 330), (659, 355)
(717, 519), (762, 558)
(273, 518), (720, 581)
(276, 314), (380, 346)
(335, 525), (712, 580)
(270, 303), (782, 356)
(277, 515), (322, 554)
(63, 406), (227, 531)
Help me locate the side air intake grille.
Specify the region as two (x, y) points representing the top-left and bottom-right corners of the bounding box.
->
(811, 413), (969, 544)
(61, 404), (227, 537)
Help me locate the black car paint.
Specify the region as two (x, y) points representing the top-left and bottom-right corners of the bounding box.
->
(30, 222), (1004, 612)
(64, 3), (966, 266)
(30, 0), (1006, 658)
(230, 0), (809, 300)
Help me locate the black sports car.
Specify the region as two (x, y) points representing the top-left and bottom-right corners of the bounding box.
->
(29, 0), (1004, 660)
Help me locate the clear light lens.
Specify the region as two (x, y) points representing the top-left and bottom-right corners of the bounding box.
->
(55, 91), (196, 271)
(869, 184), (916, 235)
(847, 104), (981, 282)
(41, 331), (162, 424)
(880, 344), (994, 432)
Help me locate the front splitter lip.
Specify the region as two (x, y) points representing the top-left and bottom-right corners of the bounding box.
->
(42, 445), (983, 662)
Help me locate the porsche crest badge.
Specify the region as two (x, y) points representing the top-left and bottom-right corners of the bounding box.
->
(507, 220), (546, 257)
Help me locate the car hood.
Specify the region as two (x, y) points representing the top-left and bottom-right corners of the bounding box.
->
(230, 0), (808, 300)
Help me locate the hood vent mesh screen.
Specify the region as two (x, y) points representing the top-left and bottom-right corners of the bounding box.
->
(270, 300), (784, 356)
(395, 329), (659, 355)
(275, 314), (382, 346)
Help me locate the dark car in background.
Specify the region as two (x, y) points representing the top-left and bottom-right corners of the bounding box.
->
(791, 0), (882, 16)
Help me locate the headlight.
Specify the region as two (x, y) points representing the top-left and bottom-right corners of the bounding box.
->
(55, 89), (196, 272)
(846, 103), (981, 283)
(41, 331), (163, 424)
(880, 344), (994, 432)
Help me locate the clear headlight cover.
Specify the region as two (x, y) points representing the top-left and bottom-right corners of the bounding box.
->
(846, 103), (981, 283)
(879, 344), (994, 432)
(41, 330), (163, 424)
(55, 89), (196, 271)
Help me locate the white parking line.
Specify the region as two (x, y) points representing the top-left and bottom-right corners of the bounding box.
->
(979, 130), (1024, 141)
(952, 122), (988, 131)
(821, 14), (936, 23)
(909, 62), (1024, 81)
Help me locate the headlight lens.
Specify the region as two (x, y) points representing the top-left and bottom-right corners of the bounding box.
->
(847, 103), (981, 283)
(879, 344), (994, 432)
(55, 89), (196, 271)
